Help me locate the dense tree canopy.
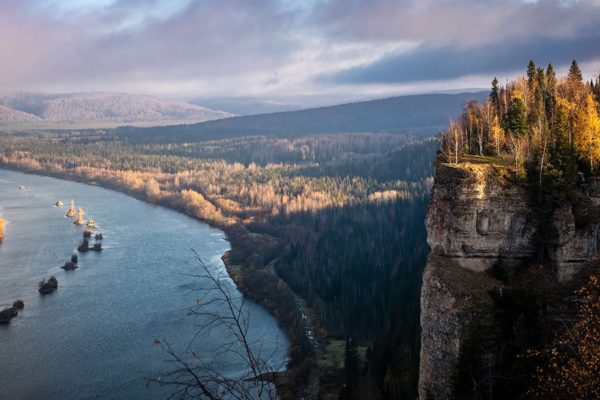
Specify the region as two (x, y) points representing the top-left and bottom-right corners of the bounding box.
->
(443, 59), (600, 178)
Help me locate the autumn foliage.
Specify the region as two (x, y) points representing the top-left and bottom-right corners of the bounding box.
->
(528, 275), (600, 399)
(443, 60), (600, 177)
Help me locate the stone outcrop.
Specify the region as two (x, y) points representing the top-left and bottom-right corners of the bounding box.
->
(551, 198), (600, 281)
(419, 160), (600, 399)
(425, 162), (536, 272)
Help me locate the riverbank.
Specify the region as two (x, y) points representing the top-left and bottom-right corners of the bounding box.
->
(0, 163), (315, 398)
(0, 168), (291, 399)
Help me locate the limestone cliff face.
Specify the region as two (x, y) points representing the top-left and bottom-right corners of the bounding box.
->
(418, 161), (600, 399)
(551, 201), (600, 281)
(425, 163), (536, 273)
(419, 255), (498, 400)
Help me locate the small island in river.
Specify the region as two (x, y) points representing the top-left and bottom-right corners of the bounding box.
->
(0, 301), (24, 324)
(38, 276), (58, 294)
(78, 237), (102, 252)
(61, 254), (79, 270)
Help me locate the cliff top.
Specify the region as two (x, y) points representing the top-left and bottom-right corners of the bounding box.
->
(435, 154), (515, 189)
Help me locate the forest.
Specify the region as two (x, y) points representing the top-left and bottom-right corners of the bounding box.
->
(443, 60), (600, 175)
(443, 60), (600, 256)
(0, 129), (437, 399)
(117, 91), (486, 143)
(441, 61), (600, 399)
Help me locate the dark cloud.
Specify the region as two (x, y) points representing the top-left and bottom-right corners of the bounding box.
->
(316, 0), (600, 85)
(326, 33), (600, 84)
(311, 0), (600, 46)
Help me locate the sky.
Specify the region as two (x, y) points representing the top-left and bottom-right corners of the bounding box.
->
(1, 0), (600, 102)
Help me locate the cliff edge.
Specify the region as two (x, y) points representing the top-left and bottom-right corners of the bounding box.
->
(419, 159), (600, 399)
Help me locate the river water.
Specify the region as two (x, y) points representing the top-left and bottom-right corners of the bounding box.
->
(0, 169), (287, 400)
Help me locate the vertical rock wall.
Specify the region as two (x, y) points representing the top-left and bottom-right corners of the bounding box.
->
(419, 161), (600, 399)
(425, 163), (536, 273)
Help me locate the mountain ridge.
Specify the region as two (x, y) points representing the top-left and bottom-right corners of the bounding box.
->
(120, 91), (488, 142)
(0, 91), (232, 128)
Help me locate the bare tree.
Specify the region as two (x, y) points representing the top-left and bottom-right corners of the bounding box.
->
(480, 101), (495, 156)
(443, 120), (464, 164)
(150, 253), (283, 400)
(507, 132), (526, 172)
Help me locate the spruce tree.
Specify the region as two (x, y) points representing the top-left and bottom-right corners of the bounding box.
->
(507, 97), (528, 137)
(546, 64), (557, 89)
(536, 67), (546, 88)
(568, 60), (583, 83)
(528, 66), (546, 125)
(490, 77), (500, 113)
(527, 60), (537, 90)
(545, 64), (557, 122)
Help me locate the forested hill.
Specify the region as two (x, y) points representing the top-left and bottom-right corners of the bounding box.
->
(0, 91), (232, 128)
(119, 92), (487, 143)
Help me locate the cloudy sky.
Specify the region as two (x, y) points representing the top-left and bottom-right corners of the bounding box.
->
(1, 0), (600, 102)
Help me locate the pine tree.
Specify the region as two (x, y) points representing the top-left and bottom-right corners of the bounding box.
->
(567, 60), (585, 100)
(546, 64), (557, 89)
(536, 67), (546, 89)
(530, 67), (546, 126)
(545, 64), (557, 122)
(490, 77), (500, 113)
(568, 60), (583, 83)
(527, 60), (537, 90)
(507, 96), (528, 137)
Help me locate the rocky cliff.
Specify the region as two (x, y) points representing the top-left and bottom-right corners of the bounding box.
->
(418, 160), (600, 399)
(425, 162), (536, 273)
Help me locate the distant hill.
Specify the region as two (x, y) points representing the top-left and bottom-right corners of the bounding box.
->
(189, 97), (303, 115)
(0, 91), (232, 129)
(120, 92), (488, 143)
(0, 105), (41, 122)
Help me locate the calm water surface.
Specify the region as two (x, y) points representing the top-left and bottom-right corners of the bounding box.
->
(0, 169), (287, 400)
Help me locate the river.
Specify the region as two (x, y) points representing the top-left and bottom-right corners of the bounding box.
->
(0, 169), (288, 400)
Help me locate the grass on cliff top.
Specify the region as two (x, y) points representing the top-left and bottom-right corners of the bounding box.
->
(459, 154), (513, 167)
(441, 154), (515, 182)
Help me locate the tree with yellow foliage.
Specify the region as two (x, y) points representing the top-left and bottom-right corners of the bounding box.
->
(553, 96), (577, 147)
(528, 275), (600, 399)
(575, 94), (600, 172)
(490, 115), (504, 155)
